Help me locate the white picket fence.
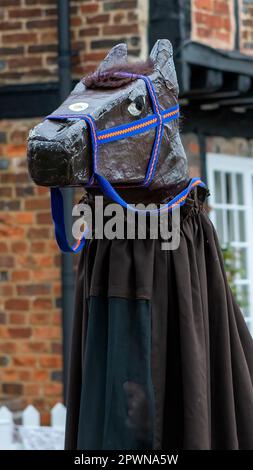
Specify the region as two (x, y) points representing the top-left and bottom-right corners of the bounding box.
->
(0, 403), (66, 450)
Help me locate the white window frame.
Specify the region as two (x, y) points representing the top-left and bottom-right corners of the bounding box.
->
(207, 153), (253, 332)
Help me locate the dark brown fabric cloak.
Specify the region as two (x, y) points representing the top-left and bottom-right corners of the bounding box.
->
(65, 189), (253, 450)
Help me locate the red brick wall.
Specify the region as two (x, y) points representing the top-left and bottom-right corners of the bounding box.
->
(0, 0), (142, 86)
(192, 0), (253, 55)
(0, 119), (63, 423)
(191, 0), (235, 50)
(240, 0), (253, 55)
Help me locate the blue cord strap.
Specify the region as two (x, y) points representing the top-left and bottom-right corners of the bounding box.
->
(47, 106), (179, 145)
(95, 174), (205, 213)
(50, 188), (86, 253)
(51, 176), (206, 252)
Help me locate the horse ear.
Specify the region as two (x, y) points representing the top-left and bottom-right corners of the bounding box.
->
(98, 43), (128, 72)
(150, 39), (179, 95)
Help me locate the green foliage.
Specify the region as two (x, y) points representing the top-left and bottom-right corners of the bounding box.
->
(222, 245), (248, 311)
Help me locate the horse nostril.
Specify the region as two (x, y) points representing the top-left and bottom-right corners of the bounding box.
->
(56, 123), (67, 133)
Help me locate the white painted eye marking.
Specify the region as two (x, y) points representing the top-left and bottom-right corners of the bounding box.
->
(127, 101), (142, 117)
(128, 96), (145, 117)
(69, 102), (89, 112)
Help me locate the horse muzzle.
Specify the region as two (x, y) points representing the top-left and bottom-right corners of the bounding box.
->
(27, 118), (91, 187)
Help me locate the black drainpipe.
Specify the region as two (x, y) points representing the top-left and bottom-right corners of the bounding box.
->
(198, 133), (207, 183)
(57, 0), (74, 403)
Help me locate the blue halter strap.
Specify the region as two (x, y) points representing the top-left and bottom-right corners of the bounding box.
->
(46, 73), (206, 252)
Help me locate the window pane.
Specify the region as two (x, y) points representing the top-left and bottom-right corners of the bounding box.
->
(215, 209), (224, 244)
(238, 210), (246, 242)
(227, 210), (235, 243)
(225, 173), (232, 204)
(236, 174), (244, 205)
(214, 171), (222, 203)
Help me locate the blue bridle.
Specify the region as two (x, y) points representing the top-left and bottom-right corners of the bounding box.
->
(46, 73), (205, 253)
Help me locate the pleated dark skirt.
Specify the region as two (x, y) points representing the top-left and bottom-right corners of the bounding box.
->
(65, 189), (253, 450)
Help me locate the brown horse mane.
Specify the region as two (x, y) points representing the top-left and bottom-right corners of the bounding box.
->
(83, 58), (154, 89)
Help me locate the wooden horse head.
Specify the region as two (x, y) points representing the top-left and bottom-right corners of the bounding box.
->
(28, 39), (188, 197)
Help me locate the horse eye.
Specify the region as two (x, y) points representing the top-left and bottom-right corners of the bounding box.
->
(128, 96), (145, 116)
